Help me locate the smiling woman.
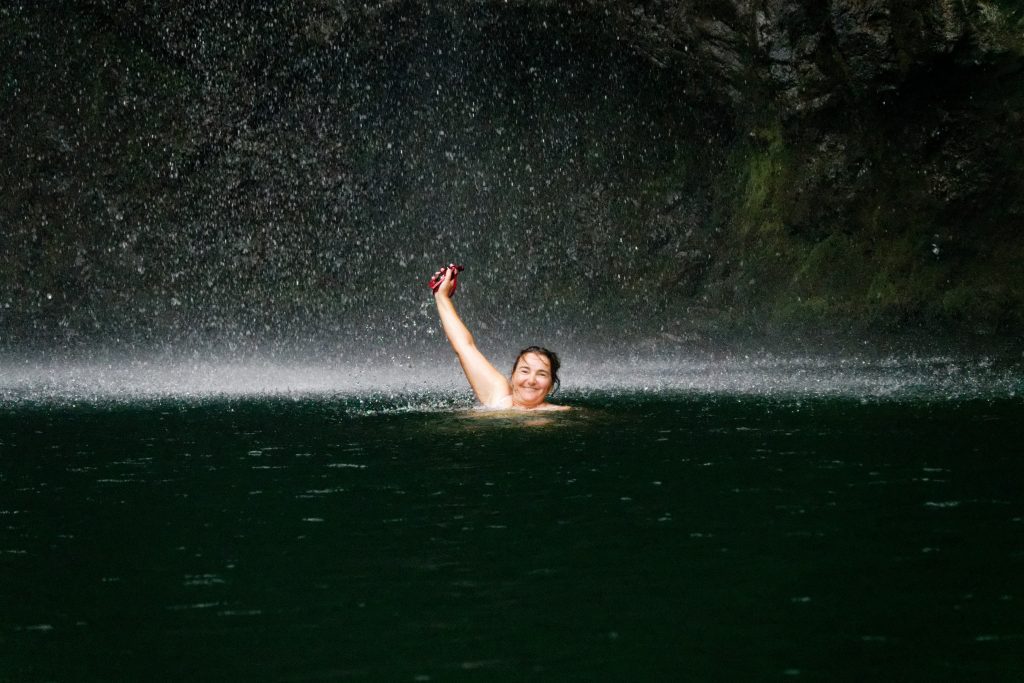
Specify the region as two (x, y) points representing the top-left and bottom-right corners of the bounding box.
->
(431, 265), (570, 411)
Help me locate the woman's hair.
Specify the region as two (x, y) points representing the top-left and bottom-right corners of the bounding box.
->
(512, 346), (561, 395)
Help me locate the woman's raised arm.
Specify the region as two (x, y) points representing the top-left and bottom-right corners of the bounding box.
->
(432, 267), (511, 407)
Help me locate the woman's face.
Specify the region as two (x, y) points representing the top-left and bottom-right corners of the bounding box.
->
(511, 352), (554, 408)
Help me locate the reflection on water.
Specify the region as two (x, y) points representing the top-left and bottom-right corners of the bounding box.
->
(1, 380), (1022, 679)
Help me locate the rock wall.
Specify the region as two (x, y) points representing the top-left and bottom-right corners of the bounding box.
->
(2, 1), (1022, 354)
(594, 0), (1024, 344)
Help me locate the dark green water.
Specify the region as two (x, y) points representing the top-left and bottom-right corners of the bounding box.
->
(2, 394), (1023, 681)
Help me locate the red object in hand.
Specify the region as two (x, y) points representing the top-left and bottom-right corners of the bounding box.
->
(429, 264), (465, 295)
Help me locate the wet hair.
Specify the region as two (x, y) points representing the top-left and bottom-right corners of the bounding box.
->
(511, 346), (561, 395)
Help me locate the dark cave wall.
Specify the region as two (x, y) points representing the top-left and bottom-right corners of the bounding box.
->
(597, 0), (1024, 341)
(2, 1), (1022, 352)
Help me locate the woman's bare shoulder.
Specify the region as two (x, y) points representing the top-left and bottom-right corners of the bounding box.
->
(483, 394), (514, 410)
(476, 400), (570, 412)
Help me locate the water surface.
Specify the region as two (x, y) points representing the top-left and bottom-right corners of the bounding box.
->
(2, 359), (1023, 680)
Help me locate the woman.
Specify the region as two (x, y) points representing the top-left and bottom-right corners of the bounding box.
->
(431, 265), (569, 411)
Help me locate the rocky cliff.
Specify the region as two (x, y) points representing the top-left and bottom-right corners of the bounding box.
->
(2, 1), (1022, 354)
(596, 0), (1024, 344)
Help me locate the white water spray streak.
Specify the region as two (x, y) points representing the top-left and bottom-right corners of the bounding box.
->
(1, 355), (1020, 404)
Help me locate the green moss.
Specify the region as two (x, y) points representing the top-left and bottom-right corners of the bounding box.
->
(769, 295), (840, 330)
(969, 0), (1024, 54)
(937, 283), (1018, 334)
(730, 122), (791, 235)
(866, 272), (901, 308)
(857, 232), (948, 327)
(793, 234), (865, 294)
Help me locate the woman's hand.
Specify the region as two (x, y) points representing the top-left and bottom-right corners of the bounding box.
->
(430, 264), (463, 298)
(431, 266), (456, 299)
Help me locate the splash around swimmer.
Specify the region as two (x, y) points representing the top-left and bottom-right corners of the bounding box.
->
(430, 264), (569, 411)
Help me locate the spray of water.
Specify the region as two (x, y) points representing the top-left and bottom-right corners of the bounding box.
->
(2, 353), (1020, 408)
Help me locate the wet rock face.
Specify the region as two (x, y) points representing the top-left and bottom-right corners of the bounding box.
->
(65, 0), (1016, 123)
(2, 1), (1021, 351)
(592, 0), (997, 115)
(89, 0), (995, 116)
(586, 0), (1024, 341)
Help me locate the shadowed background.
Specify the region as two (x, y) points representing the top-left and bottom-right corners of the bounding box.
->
(2, 1), (1022, 360)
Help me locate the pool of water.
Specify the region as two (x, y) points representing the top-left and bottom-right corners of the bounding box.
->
(2, 378), (1023, 681)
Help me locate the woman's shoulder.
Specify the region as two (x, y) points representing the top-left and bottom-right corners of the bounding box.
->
(480, 396), (569, 411)
(488, 394), (514, 409)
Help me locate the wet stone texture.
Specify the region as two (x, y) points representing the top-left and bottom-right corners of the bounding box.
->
(1, 1), (1022, 355)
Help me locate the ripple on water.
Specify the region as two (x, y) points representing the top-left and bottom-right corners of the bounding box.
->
(166, 602), (221, 611)
(183, 574), (226, 586)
